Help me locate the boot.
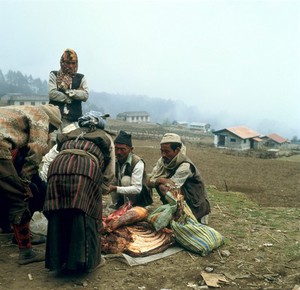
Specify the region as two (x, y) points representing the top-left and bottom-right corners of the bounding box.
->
(18, 248), (45, 265)
(13, 221), (45, 265)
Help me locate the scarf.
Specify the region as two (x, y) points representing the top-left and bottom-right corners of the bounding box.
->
(151, 150), (187, 181)
(56, 48), (78, 91)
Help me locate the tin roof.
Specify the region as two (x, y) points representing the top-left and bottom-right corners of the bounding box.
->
(214, 126), (261, 139)
(267, 133), (288, 144)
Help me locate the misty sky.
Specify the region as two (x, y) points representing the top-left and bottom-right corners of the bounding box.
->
(1, 0), (299, 138)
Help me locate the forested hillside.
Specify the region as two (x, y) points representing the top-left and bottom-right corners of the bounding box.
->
(0, 69), (47, 96)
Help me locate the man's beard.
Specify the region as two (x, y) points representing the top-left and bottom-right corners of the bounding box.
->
(163, 157), (170, 164)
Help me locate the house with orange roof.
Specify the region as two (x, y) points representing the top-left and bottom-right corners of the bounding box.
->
(213, 126), (263, 150)
(261, 133), (289, 149)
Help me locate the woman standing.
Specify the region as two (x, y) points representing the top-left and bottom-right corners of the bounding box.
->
(43, 111), (115, 273)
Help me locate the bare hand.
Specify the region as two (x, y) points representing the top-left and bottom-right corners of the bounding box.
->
(108, 185), (117, 193)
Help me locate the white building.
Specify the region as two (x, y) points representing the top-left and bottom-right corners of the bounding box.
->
(116, 111), (150, 123)
(0, 93), (48, 106)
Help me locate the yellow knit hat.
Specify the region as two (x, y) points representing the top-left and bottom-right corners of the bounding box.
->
(39, 104), (62, 129)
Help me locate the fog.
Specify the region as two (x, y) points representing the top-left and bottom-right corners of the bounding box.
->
(1, 0), (299, 138)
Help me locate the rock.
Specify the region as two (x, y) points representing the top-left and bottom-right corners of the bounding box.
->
(204, 267), (214, 273)
(82, 281), (88, 287)
(220, 250), (231, 257)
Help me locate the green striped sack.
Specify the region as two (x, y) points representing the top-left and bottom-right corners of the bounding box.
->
(171, 216), (224, 256)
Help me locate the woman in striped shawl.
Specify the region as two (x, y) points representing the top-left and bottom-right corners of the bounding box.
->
(43, 111), (115, 273)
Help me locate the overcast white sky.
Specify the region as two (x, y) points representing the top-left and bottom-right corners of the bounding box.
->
(1, 0), (299, 138)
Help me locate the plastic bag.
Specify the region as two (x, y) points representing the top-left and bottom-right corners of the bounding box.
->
(30, 211), (48, 236)
(147, 191), (177, 231)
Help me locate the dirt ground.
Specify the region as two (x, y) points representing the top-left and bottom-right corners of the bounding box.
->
(0, 140), (299, 290)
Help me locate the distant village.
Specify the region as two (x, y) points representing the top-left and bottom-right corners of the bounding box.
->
(0, 93), (295, 152)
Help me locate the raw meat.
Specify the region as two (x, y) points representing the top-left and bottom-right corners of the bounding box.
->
(101, 222), (174, 257)
(105, 206), (149, 232)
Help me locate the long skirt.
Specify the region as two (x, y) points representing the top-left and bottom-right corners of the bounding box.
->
(45, 208), (102, 272)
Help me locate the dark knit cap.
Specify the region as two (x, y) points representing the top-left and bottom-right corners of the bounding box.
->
(115, 130), (132, 147)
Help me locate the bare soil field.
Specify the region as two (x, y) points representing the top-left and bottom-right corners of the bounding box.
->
(134, 139), (300, 208)
(0, 138), (299, 290)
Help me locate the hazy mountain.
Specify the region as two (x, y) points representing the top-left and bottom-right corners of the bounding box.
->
(0, 69), (296, 138)
(0, 69), (47, 96)
(85, 91), (211, 126)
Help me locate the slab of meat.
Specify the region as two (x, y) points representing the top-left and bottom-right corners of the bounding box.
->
(105, 206), (149, 233)
(102, 201), (133, 232)
(101, 222), (174, 257)
(101, 227), (132, 254)
(125, 222), (174, 257)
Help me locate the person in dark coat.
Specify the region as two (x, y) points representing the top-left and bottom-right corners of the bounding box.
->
(49, 48), (89, 130)
(48, 48), (89, 146)
(43, 111), (114, 273)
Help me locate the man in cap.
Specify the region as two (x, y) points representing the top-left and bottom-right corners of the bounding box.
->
(49, 48), (89, 129)
(0, 104), (61, 264)
(148, 133), (210, 223)
(107, 130), (152, 209)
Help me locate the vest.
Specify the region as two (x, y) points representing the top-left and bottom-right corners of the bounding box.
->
(119, 154), (153, 207)
(167, 157), (211, 221)
(49, 71), (85, 121)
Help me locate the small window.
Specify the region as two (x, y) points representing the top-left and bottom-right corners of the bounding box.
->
(31, 101), (35, 105)
(244, 139), (247, 143)
(20, 102), (24, 105)
(230, 138), (236, 142)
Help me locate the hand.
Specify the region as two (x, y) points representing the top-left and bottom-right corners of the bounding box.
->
(158, 184), (169, 196)
(58, 82), (68, 92)
(66, 90), (75, 97)
(64, 96), (72, 104)
(108, 185), (117, 193)
(155, 178), (174, 187)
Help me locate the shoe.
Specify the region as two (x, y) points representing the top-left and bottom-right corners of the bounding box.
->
(18, 248), (45, 265)
(86, 257), (106, 273)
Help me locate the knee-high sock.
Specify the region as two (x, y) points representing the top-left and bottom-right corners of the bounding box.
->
(13, 222), (31, 249)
